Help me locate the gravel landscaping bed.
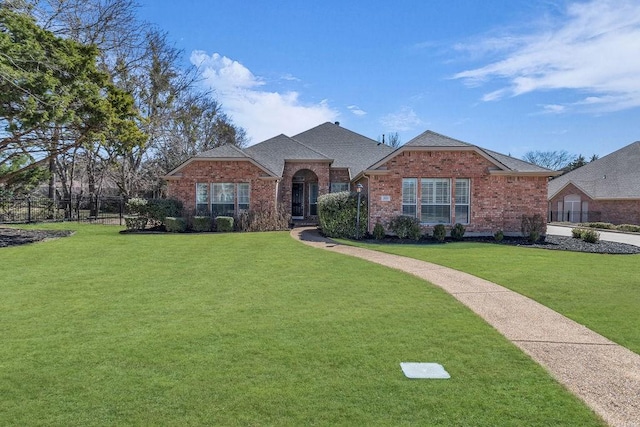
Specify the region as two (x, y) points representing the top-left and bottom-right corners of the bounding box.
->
(365, 234), (640, 255)
(0, 228), (74, 248)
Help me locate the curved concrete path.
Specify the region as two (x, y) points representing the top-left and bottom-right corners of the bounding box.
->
(292, 227), (640, 427)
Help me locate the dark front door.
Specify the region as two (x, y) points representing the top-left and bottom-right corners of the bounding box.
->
(292, 182), (304, 218)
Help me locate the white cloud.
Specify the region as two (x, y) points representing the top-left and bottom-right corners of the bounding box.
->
(453, 0), (640, 112)
(347, 105), (367, 116)
(191, 51), (338, 144)
(380, 107), (424, 131)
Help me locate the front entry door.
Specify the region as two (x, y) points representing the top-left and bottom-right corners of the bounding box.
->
(292, 182), (304, 218)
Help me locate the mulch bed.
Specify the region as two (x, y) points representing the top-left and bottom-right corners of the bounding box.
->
(0, 228), (74, 248)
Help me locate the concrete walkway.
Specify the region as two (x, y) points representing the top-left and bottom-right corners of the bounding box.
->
(548, 224), (640, 247)
(292, 227), (640, 427)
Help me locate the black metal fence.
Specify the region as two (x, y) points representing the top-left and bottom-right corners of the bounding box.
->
(0, 196), (125, 225)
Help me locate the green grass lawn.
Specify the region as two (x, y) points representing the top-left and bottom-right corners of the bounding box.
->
(346, 239), (640, 356)
(1, 224), (604, 426)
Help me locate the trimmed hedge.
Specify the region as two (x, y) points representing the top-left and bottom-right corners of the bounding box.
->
(216, 216), (234, 232)
(192, 216), (212, 232)
(318, 191), (367, 239)
(433, 224), (446, 242)
(165, 217), (187, 232)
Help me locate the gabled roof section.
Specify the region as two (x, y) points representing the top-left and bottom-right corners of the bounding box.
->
(292, 122), (395, 178)
(365, 130), (557, 176)
(245, 134), (331, 177)
(405, 130), (473, 148)
(548, 141), (640, 199)
(195, 144), (249, 159)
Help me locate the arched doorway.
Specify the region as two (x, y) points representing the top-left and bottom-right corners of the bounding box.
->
(292, 169), (319, 220)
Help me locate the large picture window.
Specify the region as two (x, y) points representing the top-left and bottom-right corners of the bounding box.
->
(211, 183), (235, 216)
(402, 178), (417, 217)
(455, 179), (470, 224)
(421, 178), (451, 224)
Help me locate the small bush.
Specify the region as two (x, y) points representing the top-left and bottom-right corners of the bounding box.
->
(451, 223), (466, 240)
(581, 222), (615, 230)
(216, 216), (234, 232)
(126, 198), (183, 226)
(389, 215), (421, 240)
(581, 228), (600, 243)
(124, 215), (147, 230)
(494, 230), (504, 242)
(165, 217), (187, 232)
(126, 198), (148, 215)
(521, 214), (545, 243)
(433, 224), (446, 242)
(571, 228), (584, 238)
(617, 224), (640, 233)
(372, 222), (385, 240)
(191, 216), (212, 232)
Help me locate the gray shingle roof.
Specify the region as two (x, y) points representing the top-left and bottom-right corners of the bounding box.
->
(403, 130), (554, 174)
(244, 134), (330, 176)
(548, 141), (640, 199)
(293, 122), (395, 177)
(196, 144), (249, 159)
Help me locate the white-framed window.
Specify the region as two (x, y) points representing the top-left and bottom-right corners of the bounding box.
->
(237, 183), (250, 211)
(402, 178), (417, 217)
(196, 183), (209, 214)
(455, 179), (470, 224)
(309, 183), (319, 215)
(330, 182), (350, 192)
(211, 183), (235, 216)
(421, 178), (451, 224)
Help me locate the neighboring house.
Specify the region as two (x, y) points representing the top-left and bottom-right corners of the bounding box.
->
(165, 122), (557, 235)
(548, 141), (640, 225)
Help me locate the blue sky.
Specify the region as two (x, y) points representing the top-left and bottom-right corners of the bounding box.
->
(137, 0), (640, 159)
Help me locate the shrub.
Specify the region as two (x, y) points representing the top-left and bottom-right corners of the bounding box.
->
(581, 222), (615, 230)
(521, 214), (545, 243)
(617, 224), (640, 233)
(235, 208), (291, 232)
(372, 222), (385, 240)
(389, 215), (421, 240)
(165, 217), (187, 232)
(216, 216), (234, 232)
(191, 216), (212, 232)
(126, 198), (183, 226)
(124, 216), (147, 230)
(433, 224), (446, 242)
(126, 198), (148, 215)
(581, 228), (600, 243)
(317, 191), (367, 239)
(451, 223), (466, 240)
(571, 227), (584, 238)
(494, 230), (504, 242)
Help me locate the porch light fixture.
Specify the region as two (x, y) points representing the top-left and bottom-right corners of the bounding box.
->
(355, 184), (363, 239)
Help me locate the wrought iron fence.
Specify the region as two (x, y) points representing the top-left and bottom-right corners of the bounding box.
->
(0, 196), (125, 225)
(548, 210), (602, 223)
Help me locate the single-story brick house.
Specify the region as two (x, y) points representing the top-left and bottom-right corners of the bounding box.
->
(165, 122), (558, 235)
(548, 141), (640, 225)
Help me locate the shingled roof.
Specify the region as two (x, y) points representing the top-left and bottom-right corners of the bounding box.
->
(548, 141), (640, 199)
(369, 130), (555, 175)
(292, 122), (394, 178)
(245, 134), (330, 176)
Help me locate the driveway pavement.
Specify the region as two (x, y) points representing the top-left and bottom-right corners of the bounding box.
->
(548, 224), (640, 247)
(292, 227), (640, 427)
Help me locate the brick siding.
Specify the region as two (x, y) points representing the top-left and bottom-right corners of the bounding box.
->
(549, 183), (640, 225)
(366, 150), (549, 234)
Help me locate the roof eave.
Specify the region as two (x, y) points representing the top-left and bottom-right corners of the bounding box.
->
(164, 157), (278, 178)
(489, 170), (562, 177)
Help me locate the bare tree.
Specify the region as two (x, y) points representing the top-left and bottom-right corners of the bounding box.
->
(522, 150), (576, 171)
(377, 132), (402, 148)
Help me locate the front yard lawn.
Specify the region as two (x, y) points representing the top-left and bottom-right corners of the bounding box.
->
(0, 224), (604, 426)
(347, 239), (640, 355)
